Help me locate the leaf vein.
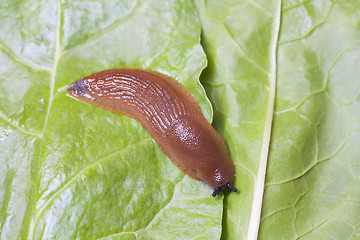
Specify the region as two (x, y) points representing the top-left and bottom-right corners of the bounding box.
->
(30, 137), (152, 238)
(0, 41), (50, 71)
(0, 112), (43, 138)
(42, 0), (62, 134)
(97, 175), (186, 239)
(279, 1), (335, 45)
(228, 213), (246, 239)
(282, 0), (312, 11)
(295, 178), (358, 239)
(62, 0), (143, 55)
(249, 1), (273, 17)
(275, 47), (358, 114)
(223, 23), (269, 74)
(261, 187), (308, 222)
(265, 121), (351, 187)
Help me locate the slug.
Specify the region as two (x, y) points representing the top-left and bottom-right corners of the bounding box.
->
(67, 69), (237, 196)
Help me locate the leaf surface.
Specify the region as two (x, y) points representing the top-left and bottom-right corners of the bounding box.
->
(0, 0), (222, 239)
(195, 0), (360, 239)
(2, 0), (360, 239)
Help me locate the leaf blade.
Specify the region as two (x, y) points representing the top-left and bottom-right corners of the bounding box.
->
(0, 0), (221, 239)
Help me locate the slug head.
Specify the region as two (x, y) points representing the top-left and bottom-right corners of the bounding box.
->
(67, 77), (87, 97)
(212, 182), (238, 197)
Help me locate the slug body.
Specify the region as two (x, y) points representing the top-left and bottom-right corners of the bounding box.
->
(67, 69), (237, 196)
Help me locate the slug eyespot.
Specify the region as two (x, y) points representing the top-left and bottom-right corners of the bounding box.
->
(67, 69), (237, 196)
(212, 182), (238, 197)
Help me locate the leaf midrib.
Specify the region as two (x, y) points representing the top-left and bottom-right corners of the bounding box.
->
(42, 0), (61, 134)
(28, 0), (61, 238)
(246, 1), (282, 239)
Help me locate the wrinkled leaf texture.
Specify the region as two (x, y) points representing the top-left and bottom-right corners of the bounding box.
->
(1, 0), (360, 240)
(0, 0), (221, 239)
(195, 0), (360, 239)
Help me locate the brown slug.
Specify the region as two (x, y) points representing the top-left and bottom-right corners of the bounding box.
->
(67, 69), (237, 196)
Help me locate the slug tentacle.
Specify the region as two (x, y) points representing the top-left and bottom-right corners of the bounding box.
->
(67, 69), (237, 196)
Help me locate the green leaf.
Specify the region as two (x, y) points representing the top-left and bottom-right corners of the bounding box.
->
(0, 0), (221, 239)
(195, 0), (360, 239)
(2, 0), (360, 239)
